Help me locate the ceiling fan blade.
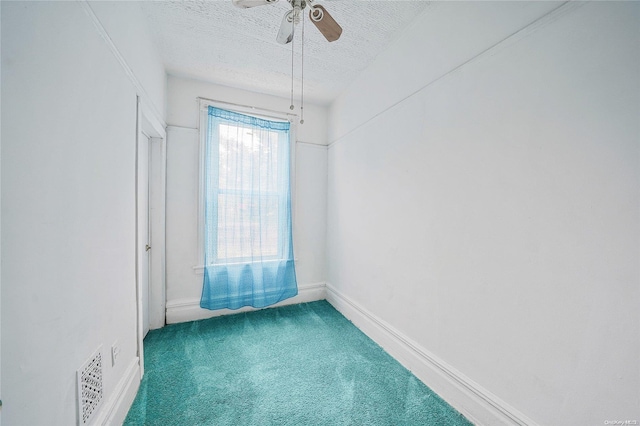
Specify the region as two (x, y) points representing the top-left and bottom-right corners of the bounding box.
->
(309, 5), (342, 42)
(276, 10), (295, 45)
(232, 0), (278, 9)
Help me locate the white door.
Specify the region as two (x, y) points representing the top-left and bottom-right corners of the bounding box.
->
(138, 133), (151, 338)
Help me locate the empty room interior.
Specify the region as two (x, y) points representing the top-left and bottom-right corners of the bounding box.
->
(1, 0), (639, 425)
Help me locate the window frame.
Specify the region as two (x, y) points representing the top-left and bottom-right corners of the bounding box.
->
(195, 100), (297, 272)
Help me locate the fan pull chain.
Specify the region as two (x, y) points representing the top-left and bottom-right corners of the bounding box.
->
(290, 23), (295, 111)
(300, 16), (305, 125)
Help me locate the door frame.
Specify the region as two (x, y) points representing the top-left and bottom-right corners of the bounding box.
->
(139, 129), (151, 339)
(135, 96), (166, 376)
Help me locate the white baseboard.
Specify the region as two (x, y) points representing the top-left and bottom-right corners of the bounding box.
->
(325, 283), (538, 426)
(95, 357), (140, 426)
(166, 282), (326, 324)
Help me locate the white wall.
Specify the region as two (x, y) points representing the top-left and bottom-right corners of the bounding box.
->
(88, 1), (166, 120)
(327, 2), (639, 425)
(1, 2), (165, 424)
(165, 76), (328, 323)
(0, 3), (2, 423)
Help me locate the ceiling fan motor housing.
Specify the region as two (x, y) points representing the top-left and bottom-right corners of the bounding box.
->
(233, 0), (341, 43)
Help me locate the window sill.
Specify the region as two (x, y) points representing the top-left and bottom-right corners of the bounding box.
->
(193, 258), (298, 274)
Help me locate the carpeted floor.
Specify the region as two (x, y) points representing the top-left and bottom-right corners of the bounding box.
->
(124, 300), (472, 425)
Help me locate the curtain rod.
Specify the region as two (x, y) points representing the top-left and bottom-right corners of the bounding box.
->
(197, 97), (298, 121)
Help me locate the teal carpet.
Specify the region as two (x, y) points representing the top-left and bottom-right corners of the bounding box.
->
(124, 301), (472, 425)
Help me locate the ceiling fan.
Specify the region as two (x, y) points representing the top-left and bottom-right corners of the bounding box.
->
(232, 0), (342, 44)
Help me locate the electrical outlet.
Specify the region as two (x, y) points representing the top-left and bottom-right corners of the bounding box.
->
(111, 342), (120, 367)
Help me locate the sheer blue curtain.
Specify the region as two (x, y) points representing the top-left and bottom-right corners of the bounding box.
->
(201, 106), (298, 310)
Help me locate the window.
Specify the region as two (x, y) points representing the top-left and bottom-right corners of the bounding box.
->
(209, 122), (287, 263)
(199, 105), (298, 310)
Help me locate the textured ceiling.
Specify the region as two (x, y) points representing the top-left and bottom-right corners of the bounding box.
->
(140, 0), (431, 105)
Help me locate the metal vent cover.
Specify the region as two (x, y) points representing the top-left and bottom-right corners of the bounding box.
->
(76, 347), (104, 425)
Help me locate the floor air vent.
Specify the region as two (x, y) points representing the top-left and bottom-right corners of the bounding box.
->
(76, 347), (104, 425)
